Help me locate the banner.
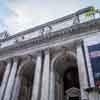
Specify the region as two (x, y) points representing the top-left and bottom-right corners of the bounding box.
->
(88, 43), (100, 86)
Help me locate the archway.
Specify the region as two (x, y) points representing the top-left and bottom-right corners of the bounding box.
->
(52, 50), (80, 100)
(17, 57), (36, 100)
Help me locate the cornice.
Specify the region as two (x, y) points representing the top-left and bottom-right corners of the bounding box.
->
(0, 7), (97, 42)
(0, 18), (100, 61)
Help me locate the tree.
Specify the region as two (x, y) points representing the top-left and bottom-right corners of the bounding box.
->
(84, 6), (100, 18)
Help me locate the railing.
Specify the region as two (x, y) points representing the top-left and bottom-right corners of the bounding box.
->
(0, 7), (100, 48)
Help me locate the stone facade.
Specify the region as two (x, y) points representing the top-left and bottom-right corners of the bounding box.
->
(0, 7), (100, 100)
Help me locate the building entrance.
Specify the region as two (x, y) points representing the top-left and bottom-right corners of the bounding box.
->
(63, 67), (80, 100)
(53, 51), (81, 100)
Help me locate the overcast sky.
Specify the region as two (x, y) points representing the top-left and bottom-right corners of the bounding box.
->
(0, 0), (100, 34)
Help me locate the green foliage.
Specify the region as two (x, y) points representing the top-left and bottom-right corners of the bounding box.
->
(84, 6), (95, 17)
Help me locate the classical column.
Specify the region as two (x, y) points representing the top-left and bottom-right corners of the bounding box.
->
(3, 57), (19, 100)
(31, 53), (42, 100)
(49, 68), (55, 100)
(40, 50), (50, 100)
(11, 75), (22, 100)
(76, 44), (89, 100)
(84, 40), (95, 87)
(0, 59), (12, 100)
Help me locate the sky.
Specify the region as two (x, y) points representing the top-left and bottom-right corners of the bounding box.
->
(0, 0), (100, 34)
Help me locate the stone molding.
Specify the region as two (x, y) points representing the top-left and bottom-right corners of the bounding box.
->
(0, 19), (99, 61)
(0, 7), (95, 43)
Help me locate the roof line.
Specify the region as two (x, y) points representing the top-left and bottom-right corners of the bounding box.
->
(0, 6), (92, 42)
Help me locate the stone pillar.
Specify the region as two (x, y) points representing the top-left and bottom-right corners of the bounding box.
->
(76, 44), (89, 100)
(11, 75), (22, 100)
(31, 53), (42, 100)
(49, 68), (55, 100)
(3, 57), (19, 100)
(40, 50), (50, 100)
(84, 40), (95, 87)
(0, 59), (12, 100)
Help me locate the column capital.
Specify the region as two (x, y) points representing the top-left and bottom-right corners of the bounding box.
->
(75, 39), (83, 47)
(44, 48), (50, 54)
(6, 58), (12, 63)
(21, 55), (32, 62)
(36, 51), (43, 56)
(0, 60), (6, 65)
(13, 56), (20, 62)
(26, 55), (33, 61)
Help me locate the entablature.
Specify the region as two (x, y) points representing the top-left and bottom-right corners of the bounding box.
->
(0, 7), (100, 48)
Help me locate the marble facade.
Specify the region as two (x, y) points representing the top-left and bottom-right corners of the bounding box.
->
(0, 7), (100, 100)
